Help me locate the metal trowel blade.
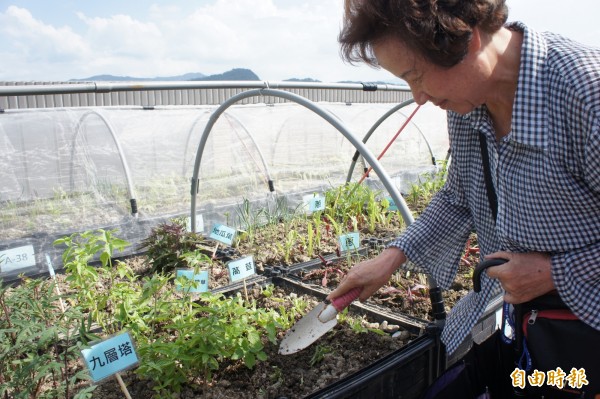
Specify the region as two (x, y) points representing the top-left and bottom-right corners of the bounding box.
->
(278, 301), (337, 355)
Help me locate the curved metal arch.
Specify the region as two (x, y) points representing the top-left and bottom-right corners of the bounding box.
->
(346, 99), (437, 183)
(182, 110), (273, 191)
(71, 110), (138, 216)
(190, 88), (415, 233)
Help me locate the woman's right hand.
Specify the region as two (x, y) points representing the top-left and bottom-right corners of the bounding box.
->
(327, 247), (406, 302)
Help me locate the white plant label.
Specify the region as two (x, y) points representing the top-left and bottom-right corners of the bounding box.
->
(81, 331), (139, 383)
(309, 195), (326, 212)
(209, 223), (236, 246)
(339, 232), (360, 252)
(302, 194), (325, 214)
(227, 256), (256, 282)
(186, 214), (204, 233)
(175, 269), (209, 293)
(0, 245), (36, 273)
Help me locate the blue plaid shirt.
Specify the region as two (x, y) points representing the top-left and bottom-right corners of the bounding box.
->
(389, 23), (600, 354)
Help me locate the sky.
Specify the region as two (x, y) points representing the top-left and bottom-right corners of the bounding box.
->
(1, 0), (600, 83)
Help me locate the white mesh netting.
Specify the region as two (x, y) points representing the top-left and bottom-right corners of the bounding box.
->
(0, 100), (448, 280)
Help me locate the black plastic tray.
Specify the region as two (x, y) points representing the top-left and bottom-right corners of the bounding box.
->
(304, 333), (439, 399)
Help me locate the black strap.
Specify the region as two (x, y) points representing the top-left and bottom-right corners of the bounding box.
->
(478, 133), (498, 221)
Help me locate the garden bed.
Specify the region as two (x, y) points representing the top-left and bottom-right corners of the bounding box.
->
(2, 170), (471, 398)
(90, 284), (416, 399)
(2, 237), (428, 399)
(289, 238), (478, 321)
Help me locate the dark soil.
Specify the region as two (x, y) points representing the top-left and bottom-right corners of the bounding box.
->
(91, 329), (409, 399)
(291, 240), (478, 321)
(85, 232), (478, 399)
(32, 218), (479, 399)
(88, 286), (412, 399)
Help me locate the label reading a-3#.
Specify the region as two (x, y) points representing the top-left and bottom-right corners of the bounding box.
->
(0, 245), (36, 273)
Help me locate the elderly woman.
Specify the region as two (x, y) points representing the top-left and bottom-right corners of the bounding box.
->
(328, 0), (600, 397)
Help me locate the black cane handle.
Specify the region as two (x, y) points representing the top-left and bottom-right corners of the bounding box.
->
(473, 258), (508, 293)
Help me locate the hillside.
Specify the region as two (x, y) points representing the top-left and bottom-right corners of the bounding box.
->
(192, 68), (259, 81)
(70, 72), (206, 82)
(71, 69), (258, 82)
(68, 69), (403, 85)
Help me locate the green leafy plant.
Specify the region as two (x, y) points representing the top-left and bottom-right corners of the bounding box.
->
(325, 214), (343, 239)
(305, 220), (315, 258)
(134, 290), (295, 395)
(0, 277), (95, 399)
(50, 227), (308, 397)
(337, 312), (384, 336)
(309, 344), (333, 367)
(235, 198), (260, 244)
(236, 196), (303, 246)
(277, 229), (299, 264)
(54, 229), (129, 334)
(310, 214), (324, 252)
(261, 194), (298, 226)
(406, 160), (448, 214)
(180, 251), (212, 270)
(320, 182), (398, 239)
(268, 365), (284, 387)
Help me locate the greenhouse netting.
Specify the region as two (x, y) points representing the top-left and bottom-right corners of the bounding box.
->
(0, 88), (447, 283)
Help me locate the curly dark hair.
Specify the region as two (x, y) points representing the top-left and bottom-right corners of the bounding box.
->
(339, 0), (508, 68)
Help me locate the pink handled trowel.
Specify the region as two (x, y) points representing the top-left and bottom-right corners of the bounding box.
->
(278, 287), (362, 355)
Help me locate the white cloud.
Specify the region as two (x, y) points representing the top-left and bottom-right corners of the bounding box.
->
(0, 6), (90, 80)
(3, 0), (600, 82)
(1, 6), (88, 57)
(76, 12), (164, 57)
(0, 1), (396, 82)
(68, 12), (171, 78)
(145, 0), (349, 80)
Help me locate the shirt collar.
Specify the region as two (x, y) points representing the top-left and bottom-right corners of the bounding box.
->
(510, 22), (549, 148)
(463, 22), (549, 148)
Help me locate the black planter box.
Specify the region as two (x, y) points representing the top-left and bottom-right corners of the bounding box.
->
(305, 333), (439, 399)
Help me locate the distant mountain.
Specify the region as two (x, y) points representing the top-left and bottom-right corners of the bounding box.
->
(68, 69), (405, 85)
(284, 77), (321, 83)
(70, 69), (260, 82)
(70, 72), (206, 82)
(154, 72), (206, 81)
(191, 68), (259, 81)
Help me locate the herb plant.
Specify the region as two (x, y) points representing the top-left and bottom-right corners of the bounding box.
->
(139, 218), (213, 274)
(0, 277), (95, 399)
(54, 229), (131, 334)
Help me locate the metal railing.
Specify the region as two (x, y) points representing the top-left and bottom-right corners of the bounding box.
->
(0, 80), (412, 109)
